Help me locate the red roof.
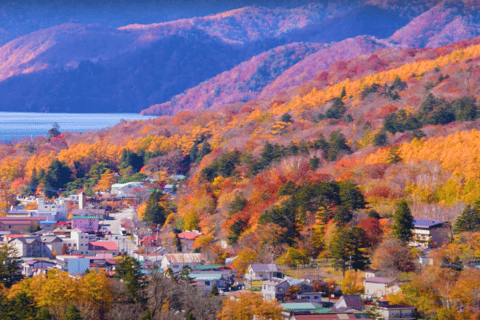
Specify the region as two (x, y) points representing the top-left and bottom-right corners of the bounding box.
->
(89, 241), (119, 251)
(178, 230), (202, 240)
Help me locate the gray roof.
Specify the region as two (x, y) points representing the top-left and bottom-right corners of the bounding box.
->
(263, 277), (289, 286)
(12, 236), (40, 244)
(413, 219), (444, 229)
(250, 263), (279, 273)
(365, 276), (396, 284)
(336, 295), (365, 311)
(41, 236), (63, 243)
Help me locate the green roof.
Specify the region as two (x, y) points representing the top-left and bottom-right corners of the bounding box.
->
(189, 274), (222, 281)
(281, 303), (317, 311)
(314, 308), (332, 314)
(71, 216), (100, 219)
(195, 265), (222, 270)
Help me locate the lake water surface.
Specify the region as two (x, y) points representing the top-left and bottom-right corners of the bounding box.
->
(0, 112), (155, 141)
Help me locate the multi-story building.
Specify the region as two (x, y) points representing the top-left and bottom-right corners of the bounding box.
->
(410, 219), (450, 248)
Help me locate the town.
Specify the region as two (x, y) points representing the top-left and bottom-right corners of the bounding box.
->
(0, 177), (460, 320)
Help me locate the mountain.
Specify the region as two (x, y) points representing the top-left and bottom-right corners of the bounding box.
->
(140, 42), (324, 115)
(0, 1), (478, 114)
(390, 1), (480, 48)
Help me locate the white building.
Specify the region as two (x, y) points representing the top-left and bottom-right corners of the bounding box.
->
(410, 219), (450, 248)
(364, 277), (402, 299)
(62, 229), (90, 255)
(261, 277), (290, 301)
(40, 235), (63, 258)
(161, 253), (204, 273)
(111, 182), (145, 195)
(244, 264), (283, 282)
(377, 301), (416, 320)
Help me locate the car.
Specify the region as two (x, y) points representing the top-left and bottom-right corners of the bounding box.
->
(114, 236), (118, 240)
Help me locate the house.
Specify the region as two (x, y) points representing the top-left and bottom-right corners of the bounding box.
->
(0, 217), (46, 232)
(334, 295), (365, 312)
(262, 277), (291, 301)
(71, 216), (99, 233)
(177, 230), (203, 251)
(21, 259), (57, 277)
(377, 301), (416, 320)
(297, 292), (323, 303)
(245, 264), (283, 282)
(188, 273), (226, 290)
(71, 209), (107, 220)
(281, 302), (318, 317)
(62, 229), (90, 255)
(288, 279), (314, 292)
(111, 182), (145, 195)
(410, 219), (450, 248)
(161, 253), (204, 273)
(40, 235), (63, 258)
(88, 241), (119, 256)
(364, 269), (382, 279)
(67, 258), (91, 275)
(364, 277), (402, 299)
(9, 236), (42, 257)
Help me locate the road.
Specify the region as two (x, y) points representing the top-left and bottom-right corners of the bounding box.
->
(99, 206), (138, 255)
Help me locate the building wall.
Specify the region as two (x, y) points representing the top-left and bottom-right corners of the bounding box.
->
(365, 282), (388, 298)
(71, 231), (90, 255)
(72, 219), (99, 233)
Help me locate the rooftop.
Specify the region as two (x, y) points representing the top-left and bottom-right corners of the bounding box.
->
(281, 302), (317, 311)
(71, 216), (100, 220)
(413, 218), (444, 228)
(364, 277), (396, 284)
(88, 241), (119, 251)
(249, 263), (279, 273)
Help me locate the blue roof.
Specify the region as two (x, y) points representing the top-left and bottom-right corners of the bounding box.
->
(413, 219), (444, 228)
(40, 221), (57, 224)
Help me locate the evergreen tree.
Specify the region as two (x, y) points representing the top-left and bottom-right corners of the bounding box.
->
(329, 227), (371, 277)
(36, 308), (52, 320)
(47, 122), (61, 138)
(189, 142), (198, 163)
(115, 256), (146, 303)
(280, 113), (293, 123)
(309, 156), (320, 171)
(228, 192), (247, 216)
(43, 159), (74, 198)
(348, 227), (370, 271)
(27, 168), (38, 195)
(326, 98), (346, 119)
(186, 312), (197, 320)
(0, 245), (21, 288)
(209, 283), (219, 298)
(327, 131), (350, 161)
(197, 141), (211, 162)
(373, 131), (388, 146)
(392, 200), (414, 243)
(454, 205), (480, 234)
(63, 304), (82, 320)
(0, 292), (37, 320)
(329, 227), (350, 278)
(142, 191), (167, 226)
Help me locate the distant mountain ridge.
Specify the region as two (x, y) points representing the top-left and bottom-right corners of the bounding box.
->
(1, 0), (480, 114)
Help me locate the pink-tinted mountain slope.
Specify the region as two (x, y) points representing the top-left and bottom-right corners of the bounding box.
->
(141, 42), (324, 115)
(390, 0), (480, 48)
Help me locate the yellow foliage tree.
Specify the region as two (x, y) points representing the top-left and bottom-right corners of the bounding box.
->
(217, 292), (282, 320)
(341, 270), (364, 295)
(93, 169), (118, 192)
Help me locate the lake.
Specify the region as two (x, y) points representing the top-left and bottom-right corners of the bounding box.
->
(0, 112), (155, 141)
